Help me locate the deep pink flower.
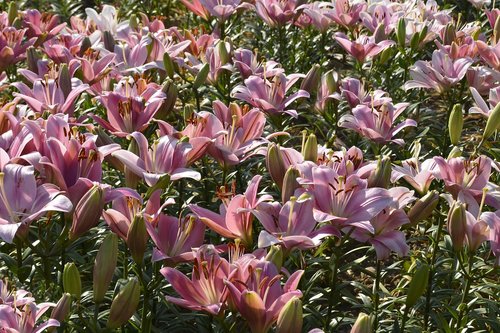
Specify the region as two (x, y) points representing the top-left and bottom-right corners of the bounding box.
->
(0, 302), (59, 333)
(325, 0), (366, 28)
(112, 132), (201, 186)
(198, 0), (247, 21)
(254, 0), (299, 27)
(334, 33), (394, 63)
(391, 158), (437, 194)
(0, 164), (72, 243)
(296, 2), (334, 33)
(337, 77), (390, 108)
(339, 102), (416, 145)
(0, 27), (33, 72)
(231, 73), (309, 117)
(23, 10), (66, 41)
(466, 66), (500, 95)
(181, 0), (211, 21)
(233, 48), (283, 79)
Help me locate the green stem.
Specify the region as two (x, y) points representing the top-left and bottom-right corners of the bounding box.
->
(456, 252), (473, 330)
(373, 260), (382, 331)
(123, 246), (129, 279)
(401, 306), (409, 332)
(324, 244), (341, 331)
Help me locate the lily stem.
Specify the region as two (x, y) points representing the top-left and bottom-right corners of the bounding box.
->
(373, 260), (382, 331)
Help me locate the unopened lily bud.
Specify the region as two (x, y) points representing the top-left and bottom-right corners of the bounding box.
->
(405, 263), (429, 308)
(125, 139), (140, 189)
(373, 23), (387, 43)
(79, 37), (92, 57)
(58, 64), (72, 99)
(397, 18), (406, 48)
(127, 216), (148, 264)
(93, 233), (118, 303)
(324, 70), (339, 93)
(160, 79), (178, 116)
(266, 144), (286, 190)
(448, 104), (463, 146)
(482, 102), (500, 141)
(107, 278), (141, 329)
(129, 14), (139, 29)
(410, 32), (420, 52)
(183, 104), (195, 124)
(368, 155), (391, 188)
(300, 64), (321, 94)
(163, 52), (175, 79)
(494, 15), (500, 44)
(447, 202), (467, 251)
(408, 190), (439, 225)
(417, 25), (428, 48)
(378, 47), (392, 65)
(103, 31), (115, 52)
(193, 63), (209, 89)
(443, 23), (456, 45)
(303, 134), (318, 162)
(63, 263), (82, 300)
(70, 185), (105, 240)
(277, 297), (303, 333)
(350, 313), (372, 333)
(282, 167), (300, 203)
(8, 1), (17, 25)
(265, 245), (283, 272)
(447, 145), (462, 159)
(26, 47), (39, 73)
(217, 40), (230, 64)
(50, 293), (72, 323)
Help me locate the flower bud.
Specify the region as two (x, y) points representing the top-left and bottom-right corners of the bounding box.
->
(129, 14), (139, 29)
(303, 134), (317, 162)
(276, 297), (303, 333)
(93, 233), (118, 304)
(26, 47), (39, 73)
(217, 40), (230, 64)
(125, 139), (141, 189)
(397, 18), (406, 48)
(163, 52), (175, 79)
(324, 70), (339, 93)
(266, 143), (287, 190)
(127, 216), (148, 264)
(282, 167), (300, 203)
(482, 102), (500, 141)
(448, 104), (463, 146)
(79, 37), (92, 57)
(58, 64), (72, 99)
(447, 146), (462, 159)
(410, 32), (420, 52)
(447, 202), (467, 251)
(367, 155), (391, 189)
(159, 78), (178, 116)
(494, 15), (500, 44)
(416, 25), (428, 49)
(443, 23), (456, 45)
(50, 293), (72, 323)
(408, 190), (439, 225)
(70, 185), (105, 240)
(373, 24), (387, 43)
(265, 245), (283, 272)
(350, 313), (372, 333)
(405, 263), (429, 308)
(300, 64), (321, 94)
(103, 31), (115, 52)
(193, 63), (209, 89)
(107, 278), (141, 329)
(8, 1), (17, 25)
(378, 47), (392, 65)
(63, 263), (82, 300)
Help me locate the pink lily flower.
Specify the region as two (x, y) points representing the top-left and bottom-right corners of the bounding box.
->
(299, 165), (394, 236)
(314, 70), (338, 112)
(391, 157), (437, 194)
(254, 0), (300, 27)
(466, 66), (500, 95)
(225, 261), (303, 333)
(296, 2), (334, 33)
(360, 4), (395, 34)
(350, 187), (413, 260)
(469, 86), (500, 118)
(0, 302), (59, 333)
(334, 33), (395, 63)
(112, 132), (201, 186)
(404, 50), (473, 93)
(91, 77), (166, 137)
(339, 102), (417, 145)
(231, 73), (310, 117)
(433, 156), (499, 210)
(181, 0), (211, 21)
(0, 27), (33, 72)
(464, 209), (493, 253)
(255, 193), (330, 250)
(233, 48), (284, 79)
(12, 78), (89, 117)
(485, 210), (500, 266)
(337, 77), (391, 109)
(325, 0), (366, 28)
(42, 34), (83, 64)
(78, 49), (116, 94)
(160, 245), (231, 315)
(189, 175), (271, 247)
(23, 10), (66, 41)
(0, 164), (72, 244)
(0, 280), (35, 308)
(198, 0), (247, 22)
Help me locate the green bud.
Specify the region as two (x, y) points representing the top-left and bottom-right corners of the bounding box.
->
(107, 278), (141, 329)
(443, 23), (456, 45)
(447, 202), (467, 251)
(127, 216), (148, 264)
(70, 185), (105, 240)
(79, 37), (92, 57)
(183, 104), (196, 124)
(163, 52), (175, 79)
(408, 190), (439, 225)
(265, 245), (283, 272)
(368, 155), (391, 189)
(93, 233), (118, 304)
(448, 104), (463, 146)
(373, 23), (387, 44)
(282, 167), (300, 203)
(350, 313), (372, 333)
(300, 64), (321, 94)
(103, 31), (115, 52)
(129, 14), (139, 29)
(266, 143), (287, 190)
(8, 2), (17, 26)
(125, 139), (141, 189)
(58, 64), (72, 99)
(405, 263), (429, 308)
(410, 32), (420, 52)
(63, 263), (82, 300)
(193, 63), (209, 89)
(447, 145), (462, 159)
(26, 47), (39, 73)
(417, 25), (429, 47)
(50, 293), (72, 323)
(217, 40), (230, 64)
(303, 134), (318, 162)
(160, 79), (178, 115)
(494, 15), (500, 44)
(378, 47), (392, 65)
(397, 18), (406, 48)
(482, 102), (500, 141)
(276, 297), (303, 333)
